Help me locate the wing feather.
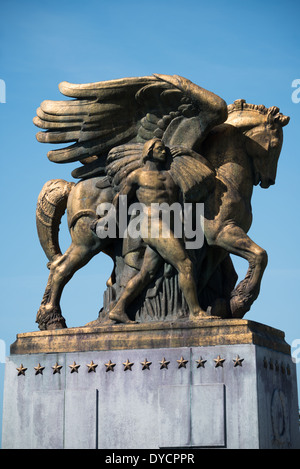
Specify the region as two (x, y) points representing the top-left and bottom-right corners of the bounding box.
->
(169, 148), (216, 202)
(106, 144), (143, 191)
(34, 74), (227, 178)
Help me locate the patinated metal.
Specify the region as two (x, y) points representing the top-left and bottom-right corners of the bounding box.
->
(32, 74), (289, 332)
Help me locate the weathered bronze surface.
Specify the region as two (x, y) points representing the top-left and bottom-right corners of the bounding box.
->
(10, 319), (291, 355)
(33, 74), (289, 331)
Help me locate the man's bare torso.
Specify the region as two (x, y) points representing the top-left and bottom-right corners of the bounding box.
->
(131, 168), (179, 207)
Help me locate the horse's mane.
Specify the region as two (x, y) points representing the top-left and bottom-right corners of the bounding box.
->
(227, 99), (289, 127)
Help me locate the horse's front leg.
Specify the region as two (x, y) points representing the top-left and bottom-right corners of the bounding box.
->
(208, 224), (268, 318)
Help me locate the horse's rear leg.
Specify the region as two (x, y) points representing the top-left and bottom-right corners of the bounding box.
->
(36, 217), (103, 330)
(209, 224), (268, 318)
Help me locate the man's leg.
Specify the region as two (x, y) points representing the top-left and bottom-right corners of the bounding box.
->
(147, 233), (210, 318)
(108, 246), (163, 323)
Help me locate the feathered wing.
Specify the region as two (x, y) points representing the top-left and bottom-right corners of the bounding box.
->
(105, 143), (143, 193)
(33, 77), (157, 170)
(33, 74), (227, 179)
(169, 147), (216, 203)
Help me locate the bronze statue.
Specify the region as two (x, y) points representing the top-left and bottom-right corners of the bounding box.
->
(106, 138), (215, 324)
(34, 75), (289, 330)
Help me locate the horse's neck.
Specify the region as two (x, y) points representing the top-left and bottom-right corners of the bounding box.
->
(203, 125), (254, 199)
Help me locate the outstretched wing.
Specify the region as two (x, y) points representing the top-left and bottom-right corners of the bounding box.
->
(33, 74), (227, 179)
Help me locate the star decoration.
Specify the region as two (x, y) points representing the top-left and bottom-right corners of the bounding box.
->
(177, 356), (188, 369)
(195, 357), (207, 368)
(159, 357), (170, 369)
(105, 360), (116, 372)
(233, 355), (244, 367)
(69, 361), (80, 373)
(52, 362), (63, 374)
(140, 358), (152, 370)
(123, 359), (134, 371)
(16, 364), (27, 376)
(34, 363), (45, 375)
(86, 360), (98, 372)
(214, 355), (225, 368)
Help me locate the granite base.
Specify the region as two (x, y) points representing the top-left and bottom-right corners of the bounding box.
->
(2, 320), (300, 449)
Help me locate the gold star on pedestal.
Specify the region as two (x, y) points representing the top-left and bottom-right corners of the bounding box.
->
(52, 362), (63, 374)
(140, 358), (152, 370)
(105, 360), (116, 372)
(177, 356), (188, 369)
(159, 357), (170, 369)
(34, 363), (45, 375)
(123, 359), (134, 371)
(86, 360), (98, 372)
(69, 361), (80, 373)
(195, 357), (207, 368)
(16, 364), (27, 376)
(233, 355), (244, 367)
(214, 355), (225, 368)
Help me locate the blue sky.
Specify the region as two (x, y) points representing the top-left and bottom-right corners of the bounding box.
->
(1, 0), (300, 445)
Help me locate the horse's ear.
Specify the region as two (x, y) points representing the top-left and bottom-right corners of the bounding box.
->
(267, 106), (280, 123)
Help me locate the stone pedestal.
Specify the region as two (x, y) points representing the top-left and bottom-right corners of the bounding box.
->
(2, 319), (300, 449)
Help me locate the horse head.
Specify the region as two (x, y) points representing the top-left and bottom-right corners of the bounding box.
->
(226, 99), (289, 188)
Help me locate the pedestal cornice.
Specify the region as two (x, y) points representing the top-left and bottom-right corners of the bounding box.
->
(10, 318), (290, 355)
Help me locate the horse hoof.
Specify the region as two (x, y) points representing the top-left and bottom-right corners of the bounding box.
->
(36, 305), (67, 330)
(230, 296), (247, 319)
(47, 318), (67, 330)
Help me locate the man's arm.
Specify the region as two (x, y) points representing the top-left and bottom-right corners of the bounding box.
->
(113, 170), (139, 210)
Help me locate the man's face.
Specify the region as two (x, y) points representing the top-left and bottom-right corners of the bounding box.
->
(152, 141), (166, 162)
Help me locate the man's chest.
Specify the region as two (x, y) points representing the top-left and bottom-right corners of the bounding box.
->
(138, 170), (176, 192)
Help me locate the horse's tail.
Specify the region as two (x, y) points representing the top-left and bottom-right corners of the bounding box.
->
(36, 179), (75, 266)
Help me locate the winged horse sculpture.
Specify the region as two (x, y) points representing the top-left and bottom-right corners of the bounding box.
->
(33, 74), (289, 330)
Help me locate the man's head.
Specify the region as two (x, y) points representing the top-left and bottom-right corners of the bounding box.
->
(142, 138), (167, 164)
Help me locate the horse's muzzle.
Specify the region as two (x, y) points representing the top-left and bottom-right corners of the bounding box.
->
(260, 178), (275, 188)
